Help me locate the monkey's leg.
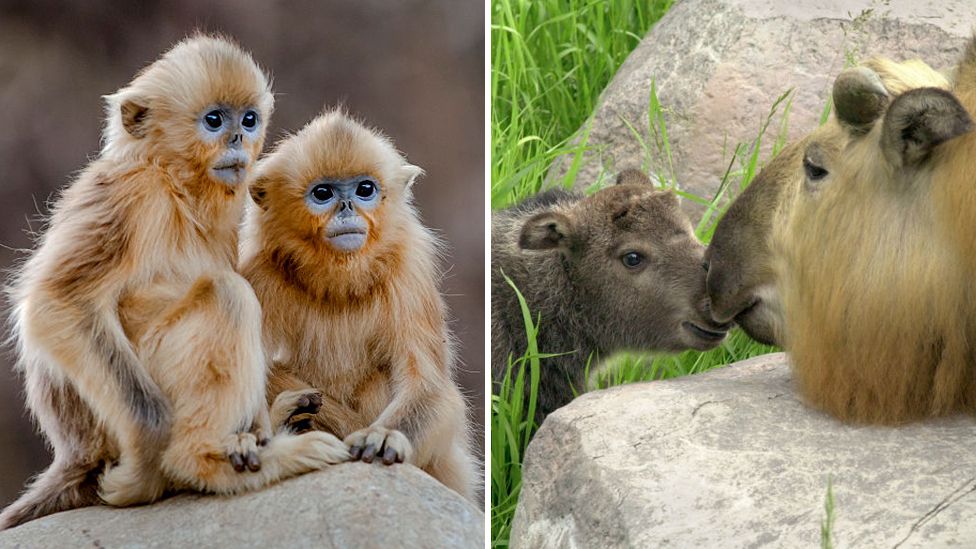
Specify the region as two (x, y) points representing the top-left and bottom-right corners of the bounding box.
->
(0, 371), (106, 529)
(147, 273), (347, 494)
(18, 298), (171, 507)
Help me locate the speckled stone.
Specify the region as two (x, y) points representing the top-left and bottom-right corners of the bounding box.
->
(0, 462), (484, 548)
(551, 0), (976, 219)
(512, 353), (976, 548)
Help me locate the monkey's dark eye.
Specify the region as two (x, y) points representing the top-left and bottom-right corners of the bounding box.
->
(242, 111), (257, 129)
(803, 157), (828, 181)
(204, 111), (223, 130)
(310, 184), (335, 203)
(622, 252), (643, 268)
(355, 181), (377, 199)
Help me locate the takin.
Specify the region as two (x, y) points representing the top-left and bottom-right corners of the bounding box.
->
(492, 170), (729, 422)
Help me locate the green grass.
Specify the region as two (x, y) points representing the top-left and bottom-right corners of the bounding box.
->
(491, 0), (673, 208)
(489, 1), (801, 547)
(821, 476), (837, 549)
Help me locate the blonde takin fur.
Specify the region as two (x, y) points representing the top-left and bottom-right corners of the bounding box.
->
(241, 110), (480, 501)
(776, 50), (976, 423)
(1, 35), (347, 530)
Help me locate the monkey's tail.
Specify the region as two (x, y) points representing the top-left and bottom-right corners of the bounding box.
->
(0, 459), (102, 531)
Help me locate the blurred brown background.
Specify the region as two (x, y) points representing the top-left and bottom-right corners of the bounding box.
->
(0, 0), (484, 506)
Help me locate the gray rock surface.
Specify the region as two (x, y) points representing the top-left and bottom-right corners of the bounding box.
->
(0, 462), (484, 548)
(511, 353), (976, 548)
(553, 0), (976, 216)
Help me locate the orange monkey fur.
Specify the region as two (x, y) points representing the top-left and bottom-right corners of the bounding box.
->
(241, 110), (479, 501)
(1, 35), (346, 530)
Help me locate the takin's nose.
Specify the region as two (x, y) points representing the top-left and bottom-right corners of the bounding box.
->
(705, 259), (756, 324)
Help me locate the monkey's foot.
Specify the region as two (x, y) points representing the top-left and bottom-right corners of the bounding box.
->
(344, 426), (413, 465)
(271, 389), (323, 434)
(225, 432), (261, 473)
(99, 460), (167, 507)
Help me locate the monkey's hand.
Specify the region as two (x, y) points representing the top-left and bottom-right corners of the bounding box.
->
(270, 389), (324, 434)
(344, 426), (413, 466)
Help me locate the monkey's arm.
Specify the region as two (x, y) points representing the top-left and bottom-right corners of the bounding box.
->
(347, 300), (458, 465)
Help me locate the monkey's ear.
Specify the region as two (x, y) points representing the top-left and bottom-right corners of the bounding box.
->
(402, 164), (424, 188)
(880, 87), (972, 169)
(615, 169), (655, 186)
(519, 211), (575, 251)
(120, 99), (150, 138)
(249, 175), (270, 210)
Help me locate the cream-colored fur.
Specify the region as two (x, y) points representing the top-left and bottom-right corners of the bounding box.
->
(1, 35), (346, 531)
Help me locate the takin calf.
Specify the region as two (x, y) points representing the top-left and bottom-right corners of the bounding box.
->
(492, 170), (729, 422)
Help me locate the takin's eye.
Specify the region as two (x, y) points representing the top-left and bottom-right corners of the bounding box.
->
(203, 110), (223, 130)
(309, 184), (335, 203)
(803, 156), (829, 182)
(241, 111), (258, 130)
(621, 252), (644, 268)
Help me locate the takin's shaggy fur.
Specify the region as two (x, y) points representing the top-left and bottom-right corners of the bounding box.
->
(777, 44), (976, 423)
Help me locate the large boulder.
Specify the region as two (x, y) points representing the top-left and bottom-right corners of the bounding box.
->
(511, 353), (976, 548)
(0, 463), (484, 548)
(552, 0), (976, 215)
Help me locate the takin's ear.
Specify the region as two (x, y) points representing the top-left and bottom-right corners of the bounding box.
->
(120, 98), (150, 138)
(615, 168), (656, 186)
(881, 87), (973, 169)
(249, 175), (270, 210)
(832, 66), (890, 134)
(518, 211), (575, 251)
(655, 189), (681, 210)
(401, 164), (424, 188)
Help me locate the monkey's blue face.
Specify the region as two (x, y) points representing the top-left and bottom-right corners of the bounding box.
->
(305, 176), (382, 252)
(197, 104), (263, 185)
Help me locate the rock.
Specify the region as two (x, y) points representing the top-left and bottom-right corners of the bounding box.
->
(551, 0), (976, 216)
(0, 463), (484, 548)
(511, 353), (976, 548)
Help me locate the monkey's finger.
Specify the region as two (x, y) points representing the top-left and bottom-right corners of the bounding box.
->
(395, 451), (404, 464)
(349, 445), (364, 460)
(229, 452), (246, 472)
(361, 444), (378, 463)
(381, 446), (397, 465)
(245, 450), (261, 472)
